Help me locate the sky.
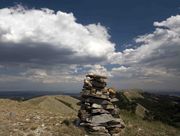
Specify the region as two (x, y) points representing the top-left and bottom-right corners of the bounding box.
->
(0, 0), (180, 92)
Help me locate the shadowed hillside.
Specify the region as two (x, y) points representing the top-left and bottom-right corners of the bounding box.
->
(116, 90), (180, 127)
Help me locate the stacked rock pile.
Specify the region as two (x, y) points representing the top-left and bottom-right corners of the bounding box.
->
(78, 74), (125, 136)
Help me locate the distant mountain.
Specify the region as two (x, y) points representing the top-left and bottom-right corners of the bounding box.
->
(0, 91), (80, 100)
(152, 91), (180, 97)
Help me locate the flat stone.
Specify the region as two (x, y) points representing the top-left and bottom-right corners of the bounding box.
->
(107, 118), (125, 127)
(107, 88), (116, 94)
(91, 103), (103, 109)
(109, 108), (120, 117)
(90, 126), (108, 133)
(80, 122), (100, 127)
(111, 133), (122, 136)
(81, 89), (96, 96)
(88, 131), (111, 136)
(95, 94), (110, 100)
(110, 98), (119, 102)
(87, 114), (114, 124)
(106, 124), (123, 128)
(105, 104), (114, 110)
(108, 127), (122, 134)
(81, 94), (110, 100)
(85, 98), (110, 105)
(91, 109), (109, 114)
(84, 79), (92, 87)
(95, 91), (103, 95)
(101, 100), (110, 105)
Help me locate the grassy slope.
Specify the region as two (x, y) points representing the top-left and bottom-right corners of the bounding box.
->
(120, 110), (180, 136)
(54, 94), (180, 136)
(136, 92), (180, 127)
(25, 95), (80, 116)
(116, 90), (180, 127)
(0, 96), (84, 136)
(0, 95), (179, 136)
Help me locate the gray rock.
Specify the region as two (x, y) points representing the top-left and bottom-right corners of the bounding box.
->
(105, 104), (114, 110)
(107, 118), (125, 127)
(88, 132), (111, 136)
(85, 98), (110, 105)
(95, 91), (103, 95)
(91, 80), (106, 88)
(87, 114), (114, 124)
(80, 122), (100, 127)
(91, 109), (109, 114)
(84, 98), (109, 105)
(90, 126), (108, 132)
(110, 98), (119, 102)
(84, 79), (92, 87)
(106, 124), (123, 128)
(109, 108), (120, 117)
(82, 93), (110, 100)
(91, 103), (102, 109)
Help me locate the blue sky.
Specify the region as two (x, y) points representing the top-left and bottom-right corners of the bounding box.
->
(1, 0), (179, 49)
(0, 0), (180, 92)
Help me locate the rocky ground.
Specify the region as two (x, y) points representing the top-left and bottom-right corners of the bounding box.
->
(0, 96), (85, 136)
(0, 95), (179, 136)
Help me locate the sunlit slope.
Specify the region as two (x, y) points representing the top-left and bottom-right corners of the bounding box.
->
(25, 95), (80, 115)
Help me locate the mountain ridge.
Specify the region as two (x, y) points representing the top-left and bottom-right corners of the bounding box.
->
(0, 93), (179, 136)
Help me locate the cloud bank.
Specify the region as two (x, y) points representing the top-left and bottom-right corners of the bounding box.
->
(0, 5), (117, 65)
(0, 5), (180, 91)
(111, 15), (180, 90)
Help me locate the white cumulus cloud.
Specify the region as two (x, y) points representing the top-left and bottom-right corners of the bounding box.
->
(110, 15), (180, 90)
(0, 5), (117, 65)
(0, 5), (180, 91)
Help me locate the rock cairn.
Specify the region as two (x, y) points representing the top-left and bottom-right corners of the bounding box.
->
(78, 74), (125, 136)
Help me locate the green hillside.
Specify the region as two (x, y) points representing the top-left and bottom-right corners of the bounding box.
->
(121, 110), (180, 136)
(116, 90), (180, 127)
